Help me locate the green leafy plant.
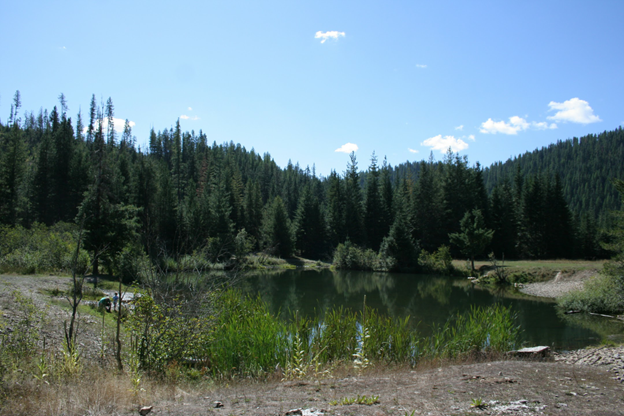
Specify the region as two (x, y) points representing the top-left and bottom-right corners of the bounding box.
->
(470, 398), (487, 409)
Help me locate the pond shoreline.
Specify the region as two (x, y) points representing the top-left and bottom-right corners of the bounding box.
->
(519, 269), (598, 299)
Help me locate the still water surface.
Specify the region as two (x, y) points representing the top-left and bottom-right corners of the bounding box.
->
(239, 269), (624, 351)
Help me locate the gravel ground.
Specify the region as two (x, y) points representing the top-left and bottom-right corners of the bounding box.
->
(0, 274), (115, 360)
(519, 270), (597, 299)
(147, 357), (624, 416)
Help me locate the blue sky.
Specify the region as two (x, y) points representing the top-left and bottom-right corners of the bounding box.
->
(2, 0), (623, 176)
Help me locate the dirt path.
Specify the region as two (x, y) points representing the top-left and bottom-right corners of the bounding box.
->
(144, 357), (624, 416)
(519, 270), (597, 299)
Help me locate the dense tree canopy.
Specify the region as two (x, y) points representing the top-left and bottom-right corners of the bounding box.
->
(1, 92), (621, 271)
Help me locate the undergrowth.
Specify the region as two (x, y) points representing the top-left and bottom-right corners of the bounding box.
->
(0, 287), (521, 415)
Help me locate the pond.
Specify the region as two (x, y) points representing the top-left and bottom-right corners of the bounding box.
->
(239, 269), (624, 351)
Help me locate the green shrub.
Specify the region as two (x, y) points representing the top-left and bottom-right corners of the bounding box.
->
(558, 273), (624, 314)
(418, 245), (455, 275)
(333, 241), (379, 271)
(115, 244), (150, 284)
(0, 222), (89, 274)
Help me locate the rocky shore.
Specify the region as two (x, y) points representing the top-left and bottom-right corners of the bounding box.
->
(519, 270), (596, 299)
(554, 345), (624, 383)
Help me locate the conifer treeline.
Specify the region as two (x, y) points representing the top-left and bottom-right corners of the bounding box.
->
(0, 92), (615, 266)
(482, 127), (624, 223)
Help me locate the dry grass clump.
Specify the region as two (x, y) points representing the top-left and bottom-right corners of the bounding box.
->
(2, 371), (136, 415)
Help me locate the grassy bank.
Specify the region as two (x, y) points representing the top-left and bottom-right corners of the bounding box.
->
(0, 282), (520, 414)
(454, 259), (605, 282)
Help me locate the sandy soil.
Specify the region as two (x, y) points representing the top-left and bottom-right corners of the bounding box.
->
(519, 270), (598, 299)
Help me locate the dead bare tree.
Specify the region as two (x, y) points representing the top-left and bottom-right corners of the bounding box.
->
(64, 217), (87, 354)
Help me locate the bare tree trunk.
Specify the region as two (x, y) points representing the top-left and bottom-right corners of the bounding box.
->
(115, 276), (123, 371)
(65, 217), (86, 354)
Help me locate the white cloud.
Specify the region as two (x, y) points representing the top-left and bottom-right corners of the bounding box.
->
(547, 98), (601, 124)
(480, 116), (530, 135)
(335, 142), (358, 153)
(180, 115), (199, 121)
(415, 64), (427, 69)
(84, 117), (135, 134)
(315, 31), (345, 44)
(455, 125), (464, 131)
(532, 121), (557, 130)
(467, 134), (475, 141)
(421, 135), (468, 153)
(408, 148), (419, 154)
(188, 107), (193, 111)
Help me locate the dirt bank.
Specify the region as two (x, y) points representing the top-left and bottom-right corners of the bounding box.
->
(2, 274), (624, 415)
(519, 270), (598, 299)
(142, 355), (624, 416)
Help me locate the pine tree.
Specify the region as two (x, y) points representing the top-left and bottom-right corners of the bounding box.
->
(326, 170), (345, 247)
(105, 97), (116, 147)
(379, 157), (394, 240)
(293, 186), (326, 259)
(544, 174), (574, 258)
(489, 181), (517, 258)
(261, 196), (293, 257)
(363, 152), (385, 251)
(243, 179), (263, 245)
(343, 152), (364, 245)
(0, 118), (26, 225)
(412, 160), (445, 252)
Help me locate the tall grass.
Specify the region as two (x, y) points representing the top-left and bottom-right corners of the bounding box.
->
(199, 291), (520, 378)
(422, 304), (520, 359)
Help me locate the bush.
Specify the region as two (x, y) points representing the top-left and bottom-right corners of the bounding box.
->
(114, 244), (150, 284)
(0, 223), (90, 274)
(418, 245), (454, 275)
(558, 273), (624, 314)
(333, 241), (379, 271)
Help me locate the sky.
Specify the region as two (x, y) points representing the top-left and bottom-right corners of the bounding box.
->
(1, 0), (623, 177)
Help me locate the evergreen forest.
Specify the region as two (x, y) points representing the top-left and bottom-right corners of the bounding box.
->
(1, 92), (622, 273)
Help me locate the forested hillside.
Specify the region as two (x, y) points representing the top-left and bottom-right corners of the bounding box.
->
(482, 127), (624, 223)
(0, 92), (618, 272)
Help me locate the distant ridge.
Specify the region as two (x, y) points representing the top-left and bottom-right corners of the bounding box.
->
(482, 127), (624, 222)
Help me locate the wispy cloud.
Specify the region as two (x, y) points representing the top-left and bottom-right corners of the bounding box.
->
(415, 64), (427, 69)
(533, 121), (558, 130)
(180, 115), (200, 121)
(408, 148), (419, 154)
(547, 98), (601, 124)
(421, 135), (468, 153)
(335, 142), (358, 153)
(315, 31), (345, 44)
(467, 134), (475, 141)
(455, 125), (464, 131)
(188, 107), (193, 111)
